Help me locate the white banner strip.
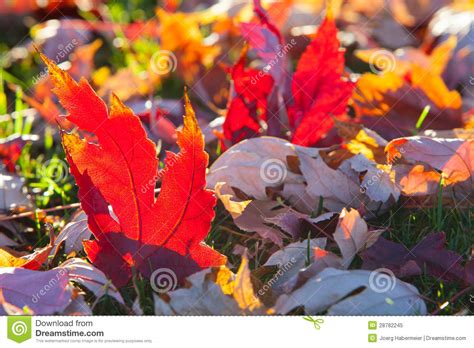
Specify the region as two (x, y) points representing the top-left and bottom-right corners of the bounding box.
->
(0, 316), (472, 347)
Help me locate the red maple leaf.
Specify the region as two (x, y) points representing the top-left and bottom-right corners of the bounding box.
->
(40, 53), (226, 287)
(222, 47), (274, 147)
(288, 12), (354, 147)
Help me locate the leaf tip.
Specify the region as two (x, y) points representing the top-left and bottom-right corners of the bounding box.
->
(183, 89), (199, 133)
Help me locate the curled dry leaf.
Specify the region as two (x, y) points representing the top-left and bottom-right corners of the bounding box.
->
(387, 136), (473, 205)
(391, 164), (443, 197)
(50, 210), (92, 256)
(387, 136), (473, 185)
(214, 182), (251, 220)
(297, 151), (399, 212)
(216, 180), (336, 246)
(263, 238), (326, 294)
(265, 210), (338, 241)
(60, 258), (124, 305)
(274, 268), (427, 315)
(333, 208), (384, 268)
(231, 200), (290, 246)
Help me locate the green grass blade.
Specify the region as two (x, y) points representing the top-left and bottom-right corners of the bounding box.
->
(0, 70), (6, 115)
(14, 86), (24, 134)
(415, 105), (431, 130)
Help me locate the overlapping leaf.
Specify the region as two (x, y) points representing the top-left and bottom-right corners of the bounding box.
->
(288, 11), (354, 146)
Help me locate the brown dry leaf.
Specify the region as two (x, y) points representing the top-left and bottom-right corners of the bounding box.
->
(333, 208), (383, 268)
(386, 136), (474, 185)
(60, 258), (124, 305)
(386, 136), (473, 205)
(274, 268), (427, 315)
(353, 66), (463, 139)
(208, 137), (399, 221)
(207, 137), (305, 201)
(265, 210), (338, 241)
(334, 119), (387, 163)
(0, 258), (109, 315)
(296, 149), (399, 212)
(232, 254), (262, 311)
(263, 237), (327, 294)
(274, 208), (383, 292)
(232, 200), (292, 246)
(285, 247), (343, 292)
(214, 182), (251, 219)
(154, 254), (266, 315)
(0, 240), (53, 270)
(50, 210), (92, 256)
(391, 164), (442, 196)
(0, 266), (75, 315)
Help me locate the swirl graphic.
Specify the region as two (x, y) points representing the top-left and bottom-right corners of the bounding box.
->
(150, 268), (178, 293)
(369, 50), (396, 74)
(150, 50), (178, 75)
(260, 159), (287, 185)
(41, 159), (69, 182)
(369, 268), (396, 293)
(11, 321), (28, 336)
